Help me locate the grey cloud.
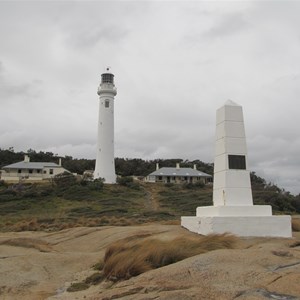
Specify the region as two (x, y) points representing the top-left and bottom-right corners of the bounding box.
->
(0, 63), (43, 101)
(204, 13), (249, 38)
(66, 26), (128, 49)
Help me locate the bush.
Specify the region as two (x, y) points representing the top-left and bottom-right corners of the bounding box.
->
(126, 182), (141, 190)
(292, 218), (300, 232)
(117, 176), (133, 186)
(53, 172), (77, 188)
(88, 178), (104, 190)
(84, 272), (104, 285)
(194, 181), (205, 188)
(93, 260), (104, 271)
(67, 282), (89, 292)
(183, 182), (205, 189)
(0, 180), (7, 187)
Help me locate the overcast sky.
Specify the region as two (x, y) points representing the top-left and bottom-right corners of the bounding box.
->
(0, 0), (299, 194)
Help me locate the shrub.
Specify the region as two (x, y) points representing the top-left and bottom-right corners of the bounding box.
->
(53, 172), (77, 187)
(183, 182), (205, 189)
(88, 178), (104, 190)
(290, 240), (300, 248)
(84, 272), (104, 285)
(292, 218), (300, 232)
(117, 176), (133, 186)
(93, 260), (104, 271)
(194, 181), (205, 188)
(126, 181), (141, 190)
(67, 282), (89, 292)
(0, 180), (7, 187)
(103, 233), (237, 281)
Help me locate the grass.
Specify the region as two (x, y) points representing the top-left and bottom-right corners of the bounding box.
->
(157, 185), (213, 216)
(0, 183), (148, 231)
(102, 233), (238, 281)
(1, 181), (297, 232)
(0, 182), (216, 231)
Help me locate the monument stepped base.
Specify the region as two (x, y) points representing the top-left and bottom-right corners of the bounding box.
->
(181, 213), (292, 237)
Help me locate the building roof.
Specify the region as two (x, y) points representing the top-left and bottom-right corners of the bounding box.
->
(2, 162), (61, 170)
(148, 167), (212, 177)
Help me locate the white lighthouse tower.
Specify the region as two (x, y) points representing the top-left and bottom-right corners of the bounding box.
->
(94, 69), (117, 183)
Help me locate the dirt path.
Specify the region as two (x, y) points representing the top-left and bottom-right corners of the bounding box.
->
(140, 183), (161, 211)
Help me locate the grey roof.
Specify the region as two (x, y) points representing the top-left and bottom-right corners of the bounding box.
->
(148, 167), (212, 177)
(3, 161), (60, 170)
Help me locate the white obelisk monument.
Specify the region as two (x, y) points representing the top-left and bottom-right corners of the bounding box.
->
(94, 69), (117, 183)
(181, 100), (292, 237)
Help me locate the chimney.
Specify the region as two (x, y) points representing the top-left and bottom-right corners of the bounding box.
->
(176, 162), (180, 170)
(24, 155), (30, 163)
(156, 163), (159, 171)
(58, 158), (62, 166)
(193, 164), (197, 170)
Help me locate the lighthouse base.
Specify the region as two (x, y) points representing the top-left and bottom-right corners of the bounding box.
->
(181, 206), (292, 237)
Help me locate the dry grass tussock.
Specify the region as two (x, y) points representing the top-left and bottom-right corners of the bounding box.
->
(103, 233), (238, 281)
(292, 218), (300, 232)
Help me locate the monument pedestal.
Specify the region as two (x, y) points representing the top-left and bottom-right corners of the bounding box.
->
(181, 207), (292, 237)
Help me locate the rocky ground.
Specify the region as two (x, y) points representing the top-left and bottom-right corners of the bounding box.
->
(0, 225), (300, 300)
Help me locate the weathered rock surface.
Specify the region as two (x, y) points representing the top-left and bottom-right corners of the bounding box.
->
(0, 225), (299, 300)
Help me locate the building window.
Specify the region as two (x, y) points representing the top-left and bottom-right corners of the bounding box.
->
(228, 155), (246, 170)
(37, 170), (41, 174)
(50, 169), (54, 175)
(105, 100), (109, 108)
(43, 170), (47, 174)
(158, 176), (162, 181)
(18, 169), (22, 174)
(29, 170), (33, 174)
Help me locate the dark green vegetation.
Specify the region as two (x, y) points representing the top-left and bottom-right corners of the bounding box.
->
(0, 147), (300, 232)
(0, 147), (213, 176)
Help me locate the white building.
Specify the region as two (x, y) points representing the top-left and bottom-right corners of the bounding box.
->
(94, 69), (117, 184)
(1, 155), (68, 182)
(146, 163), (212, 184)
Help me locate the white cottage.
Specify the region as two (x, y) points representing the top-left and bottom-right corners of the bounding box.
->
(146, 163), (212, 184)
(1, 155), (69, 182)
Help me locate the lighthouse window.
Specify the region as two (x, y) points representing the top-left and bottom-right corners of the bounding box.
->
(105, 100), (109, 108)
(228, 155), (246, 170)
(102, 73), (114, 83)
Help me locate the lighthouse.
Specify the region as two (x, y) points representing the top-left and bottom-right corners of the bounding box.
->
(94, 69), (117, 183)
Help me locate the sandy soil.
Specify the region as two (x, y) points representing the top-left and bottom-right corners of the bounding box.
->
(0, 225), (299, 300)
